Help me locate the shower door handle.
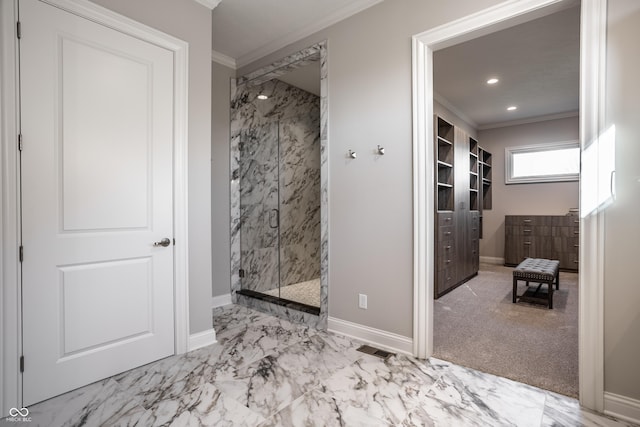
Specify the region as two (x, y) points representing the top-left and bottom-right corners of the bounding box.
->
(269, 209), (279, 229)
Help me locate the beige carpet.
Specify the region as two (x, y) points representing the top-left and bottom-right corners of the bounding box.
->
(434, 263), (579, 397)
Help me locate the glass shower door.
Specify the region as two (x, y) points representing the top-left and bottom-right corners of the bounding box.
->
(238, 113), (321, 308)
(239, 123), (281, 295)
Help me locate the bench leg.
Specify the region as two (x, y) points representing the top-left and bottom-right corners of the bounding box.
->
(513, 277), (517, 303)
(548, 281), (554, 309)
(556, 269), (560, 290)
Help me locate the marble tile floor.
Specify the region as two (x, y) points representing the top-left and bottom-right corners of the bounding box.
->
(19, 304), (636, 427)
(262, 278), (321, 308)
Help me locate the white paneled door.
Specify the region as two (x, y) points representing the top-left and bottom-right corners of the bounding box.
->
(20, 0), (175, 405)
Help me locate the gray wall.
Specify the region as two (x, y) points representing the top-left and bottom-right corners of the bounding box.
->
(478, 117), (580, 260)
(604, 0), (640, 401)
(238, 0), (502, 337)
(89, 0), (213, 334)
(212, 61), (235, 298)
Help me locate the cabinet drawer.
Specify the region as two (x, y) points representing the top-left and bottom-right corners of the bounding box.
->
(550, 226), (580, 238)
(553, 216), (580, 227)
(437, 268), (455, 293)
(470, 240), (478, 258)
(438, 213), (454, 226)
(505, 216), (545, 226)
(505, 225), (547, 236)
(437, 254), (455, 270)
(558, 252), (579, 270)
(438, 242), (454, 256)
(439, 226), (454, 241)
(553, 237), (579, 253)
(469, 223), (480, 238)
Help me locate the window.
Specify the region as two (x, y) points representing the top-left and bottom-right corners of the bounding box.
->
(505, 141), (579, 184)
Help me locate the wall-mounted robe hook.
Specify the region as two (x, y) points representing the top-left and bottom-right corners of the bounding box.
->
(377, 145), (385, 155)
(348, 150), (357, 159)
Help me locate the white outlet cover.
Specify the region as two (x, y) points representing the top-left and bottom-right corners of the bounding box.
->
(358, 294), (367, 309)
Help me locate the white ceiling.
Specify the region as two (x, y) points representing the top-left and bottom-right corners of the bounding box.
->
(212, 0), (382, 68)
(213, 1), (579, 128)
(434, 5), (580, 128)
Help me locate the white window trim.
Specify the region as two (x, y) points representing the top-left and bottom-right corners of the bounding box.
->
(505, 140), (580, 184)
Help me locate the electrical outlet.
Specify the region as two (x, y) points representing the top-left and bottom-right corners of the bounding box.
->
(358, 294), (368, 309)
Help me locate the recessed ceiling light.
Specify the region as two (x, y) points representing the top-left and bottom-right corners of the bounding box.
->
(257, 94), (268, 100)
(507, 106), (517, 111)
(486, 78), (499, 85)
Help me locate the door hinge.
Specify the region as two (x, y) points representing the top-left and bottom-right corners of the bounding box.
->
(19, 245), (23, 263)
(18, 134), (23, 151)
(239, 269), (245, 278)
(20, 356), (24, 373)
(16, 21), (21, 39)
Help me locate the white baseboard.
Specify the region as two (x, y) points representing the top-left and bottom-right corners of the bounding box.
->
(604, 392), (640, 425)
(188, 328), (217, 351)
(328, 317), (413, 356)
(212, 293), (232, 308)
(480, 256), (505, 265)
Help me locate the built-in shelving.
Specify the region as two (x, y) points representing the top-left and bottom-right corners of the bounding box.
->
(479, 147), (492, 210)
(469, 137), (479, 211)
(436, 117), (454, 211)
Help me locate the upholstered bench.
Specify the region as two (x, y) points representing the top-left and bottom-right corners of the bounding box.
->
(512, 258), (560, 309)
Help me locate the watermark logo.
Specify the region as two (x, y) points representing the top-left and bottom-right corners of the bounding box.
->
(4, 407), (31, 423)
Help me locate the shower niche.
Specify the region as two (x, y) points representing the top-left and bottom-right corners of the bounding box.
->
(230, 43), (327, 327)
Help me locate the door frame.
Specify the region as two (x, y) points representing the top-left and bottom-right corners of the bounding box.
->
(411, 0), (606, 412)
(0, 0), (190, 414)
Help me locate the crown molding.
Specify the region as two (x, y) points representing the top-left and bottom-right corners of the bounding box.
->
(211, 50), (237, 69)
(433, 92), (479, 130)
(236, 0), (383, 68)
(478, 110), (579, 130)
(194, 0), (221, 11)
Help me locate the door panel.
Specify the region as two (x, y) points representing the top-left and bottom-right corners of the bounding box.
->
(60, 258), (153, 355)
(239, 123), (280, 294)
(61, 37), (152, 231)
(20, 0), (175, 405)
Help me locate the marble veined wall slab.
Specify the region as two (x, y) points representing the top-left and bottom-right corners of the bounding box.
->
(233, 76), (320, 293)
(279, 114), (321, 287)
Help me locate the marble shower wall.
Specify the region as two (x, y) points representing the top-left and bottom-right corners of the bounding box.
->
(279, 114), (321, 287)
(233, 77), (320, 293)
(238, 123), (279, 293)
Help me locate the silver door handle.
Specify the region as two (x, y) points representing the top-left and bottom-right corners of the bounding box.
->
(153, 238), (171, 247)
(610, 170), (616, 201)
(269, 209), (279, 229)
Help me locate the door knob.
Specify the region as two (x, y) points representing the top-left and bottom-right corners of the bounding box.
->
(153, 238), (171, 247)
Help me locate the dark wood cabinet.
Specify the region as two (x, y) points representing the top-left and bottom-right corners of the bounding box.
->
(435, 116), (491, 298)
(504, 215), (579, 271)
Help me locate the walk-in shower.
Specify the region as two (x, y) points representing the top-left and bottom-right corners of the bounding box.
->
(230, 43), (328, 327)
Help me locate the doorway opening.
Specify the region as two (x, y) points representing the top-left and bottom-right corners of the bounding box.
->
(431, 5), (581, 397)
(411, 0), (608, 411)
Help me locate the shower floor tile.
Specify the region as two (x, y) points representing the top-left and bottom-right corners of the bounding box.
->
(262, 278), (320, 307)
